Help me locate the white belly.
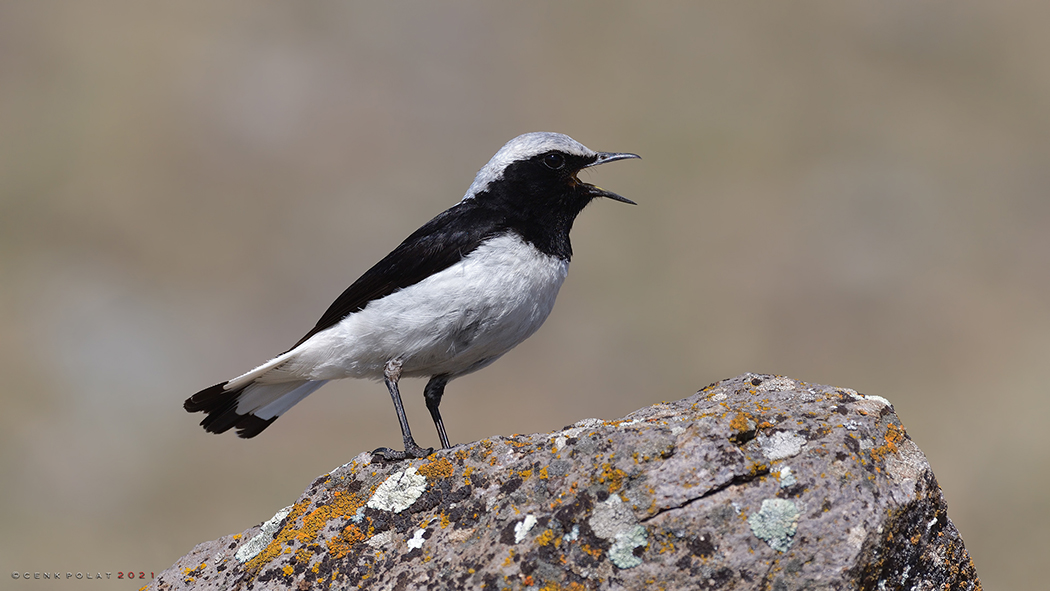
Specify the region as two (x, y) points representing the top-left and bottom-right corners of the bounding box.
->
(282, 233), (569, 381)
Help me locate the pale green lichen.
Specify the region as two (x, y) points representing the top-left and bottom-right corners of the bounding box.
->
(406, 528), (427, 550)
(235, 506), (292, 563)
(513, 515), (537, 544)
(364, 530), (394, 549)
(862, 394), (892, 407)
(366, 467), (426, 513)
(609, 525), (648, 568)
(589, 495), (648, 568)
(758, 431), (806, 461)
(748, 498), (799, 552)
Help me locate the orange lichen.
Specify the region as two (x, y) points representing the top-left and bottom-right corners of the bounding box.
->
(870, 423), (905, 464)
(598, 463), (627, 492)
(538, 466), (549, 480)
(729, 411), (754, 433)
(418, 457), (454, 481)
(580, 543), (603, 559)
(294, 547), (313, 565)
(245, 489), (369, 574)
(242, 502), (308, 573)
(538, 582), (588, 591)
(281, 565), (294, 576)
(657, 537), (676, 554)
(463, 465), (474, 485)
(179, 562), (206, 584)
(508, 437), (532, 449)
(747, 462), (769, 477)
(326, 524), (366, 559)
(535, 529), (558, 547)
(296, 491), (367, 545)
(518, 469), (533, 479)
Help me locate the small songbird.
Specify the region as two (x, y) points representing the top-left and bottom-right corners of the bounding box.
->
(184, 132), (639, 460)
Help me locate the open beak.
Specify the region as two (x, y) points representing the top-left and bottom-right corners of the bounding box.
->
(582, 151), (641, 205)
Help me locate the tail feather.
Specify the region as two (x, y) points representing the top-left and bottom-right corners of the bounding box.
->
(183, 381), (230, 413)
(184, 379), (326, 438)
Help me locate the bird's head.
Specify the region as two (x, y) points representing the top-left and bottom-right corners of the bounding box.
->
(462, 132), (640, 210)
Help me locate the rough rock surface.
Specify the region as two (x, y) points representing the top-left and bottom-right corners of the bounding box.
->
(150, 374), (981, 590)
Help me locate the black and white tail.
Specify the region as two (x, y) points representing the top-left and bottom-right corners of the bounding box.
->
(184, 354), (327, 438)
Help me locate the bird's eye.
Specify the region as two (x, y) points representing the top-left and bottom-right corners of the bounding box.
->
(542, 153), (565, 170)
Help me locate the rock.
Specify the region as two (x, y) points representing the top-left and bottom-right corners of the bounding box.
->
(149, 374), (981, 590)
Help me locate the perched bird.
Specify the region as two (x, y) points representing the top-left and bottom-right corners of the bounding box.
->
(184, 132), (639, 460)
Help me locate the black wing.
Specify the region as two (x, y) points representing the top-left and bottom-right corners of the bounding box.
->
(287, 201), (509, 350)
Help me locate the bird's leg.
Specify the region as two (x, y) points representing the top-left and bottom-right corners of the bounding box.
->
(372, 359), (433, 461)
(424, 374), (451, 449)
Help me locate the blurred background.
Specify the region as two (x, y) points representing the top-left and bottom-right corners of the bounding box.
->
(1, 1), (1046, 588)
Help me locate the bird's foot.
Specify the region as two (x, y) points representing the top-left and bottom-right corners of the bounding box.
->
(371, 442), (434, 461)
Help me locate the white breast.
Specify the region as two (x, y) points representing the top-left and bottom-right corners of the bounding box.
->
(282, 233), (569, 381)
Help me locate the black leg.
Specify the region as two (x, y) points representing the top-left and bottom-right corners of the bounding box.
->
(372, 359), (433, 461)
(424, 374), (451, 449)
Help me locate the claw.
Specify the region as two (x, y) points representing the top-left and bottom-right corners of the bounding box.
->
(372, 443), (434, 461)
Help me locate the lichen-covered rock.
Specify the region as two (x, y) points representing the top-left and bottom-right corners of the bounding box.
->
(150, 374), (981, 590)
